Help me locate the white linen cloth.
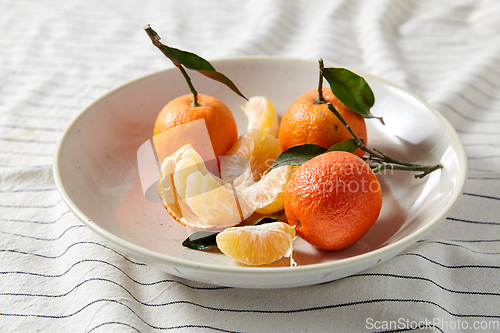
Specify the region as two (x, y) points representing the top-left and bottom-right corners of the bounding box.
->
(1, 0), (499, 332)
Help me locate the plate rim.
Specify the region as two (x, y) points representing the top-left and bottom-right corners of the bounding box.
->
(53, 55), (468, 277)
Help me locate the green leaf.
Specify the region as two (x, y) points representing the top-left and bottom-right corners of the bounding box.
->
(182, 231), (219, 250)
(159, 44), (215, 71)
(144, 24), (247, 100)
(198, 70), (247, 101)
(326, 138), (361, 153)
(322, 67), (383, 124)
(181, 214), (283, 251)
(269, 144), (327, 170)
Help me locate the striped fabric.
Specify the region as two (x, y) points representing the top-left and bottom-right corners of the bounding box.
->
(1, 0), (499, 332)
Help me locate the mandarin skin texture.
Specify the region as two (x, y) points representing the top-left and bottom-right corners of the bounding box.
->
(278, 88), (367, 157)
(284, 151), (382, 251)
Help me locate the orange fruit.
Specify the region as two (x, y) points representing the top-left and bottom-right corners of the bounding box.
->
(278, 88), (367, 157)
(216, 222), (296, 265)
(284, 151), (382, 251)
(153, 93), (238, 159)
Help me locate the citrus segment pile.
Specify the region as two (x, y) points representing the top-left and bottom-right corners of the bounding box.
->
(216, 222), (296, 266)
(158, 139), (290, 231)
(158, 145), (249, 230)
(241, 165), (295, 215)
(220, 128), (280, 186)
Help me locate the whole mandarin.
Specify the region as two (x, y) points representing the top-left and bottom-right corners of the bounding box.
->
(278, 88), (367, 157)
(284, 151), (382, 251)
(153, 94), (238, 159)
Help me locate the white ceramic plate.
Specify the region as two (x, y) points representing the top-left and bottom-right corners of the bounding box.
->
(53, 57), (467, 289)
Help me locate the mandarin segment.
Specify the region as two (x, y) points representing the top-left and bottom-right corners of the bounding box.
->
(159, 143), (291, 230)
(158, 145), (248, 230)
(216, 222), (296, 266)
(252, 134), (280, 180)
(241, 165), (295, 215)
(185, 172), (246, 227)
(242, 96), (279, 138)
(220, 129), (280, 185)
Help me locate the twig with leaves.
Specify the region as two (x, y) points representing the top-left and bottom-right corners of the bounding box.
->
(270, 59), (442, 179)
(326, 104), (442, 178)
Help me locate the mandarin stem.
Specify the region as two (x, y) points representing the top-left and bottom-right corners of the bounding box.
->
(316, 59), (325, 104)
(371, 163), (442, 178)
(178, 65), (199, 107)
(144, 24), (200, 107)
(327, 103), (442, 178)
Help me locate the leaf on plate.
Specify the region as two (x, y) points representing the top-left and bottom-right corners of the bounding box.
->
(181, 214), (282, 251)
(144, 24), (247, 100)
(322, 67), (383, 124)
(269, 144), (327, 170)
(182, 231), (219, 250)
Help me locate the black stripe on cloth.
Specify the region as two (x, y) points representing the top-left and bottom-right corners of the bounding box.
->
(0, 123), (64, 132)
(455, 128), (500, 135)
(427, 79), (500, 101)
(465, 143), (500, 148)
(467, 167), (500, 173)
(0, 99), (82, 112)
(448, 239), (500, 243)
(0, 199), (63, 208)
(0, 164), (53, 169)
(0, 258), (229, 290)
(0, 111), (73, 120)
(86, 322), (141, 333)
(86, 322), (247, 333)
(446, 217), (500, 226)
(4, 272), (498, 309)
(467, 177), (500, 180)
(416, 240), (500, 255)
(89, 323), (245, 333)
(0, 137), (58, 144)
(0, 225), (85, 241)
(442, 93), (500, 112)
(366, 60), (500, 92)
(433, 102), (500, 124)
(468, 155), (500, 160)
(410, 60), (500, 80)
(0, 210), (71, 224)
(405, 0), (490, 12)
(0, 277), (229, 302)
(0, 150), (54, 157)
(0, 299), (251, 332)
(400, 253), (500, 269)
(0, 188), (58, 193)
(0, 242), (146, 265)
(373, 325), (445, 333)
(349, 273), (500, 296)
(1, 297), (499, 317)
(462, 192), (500, 201)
